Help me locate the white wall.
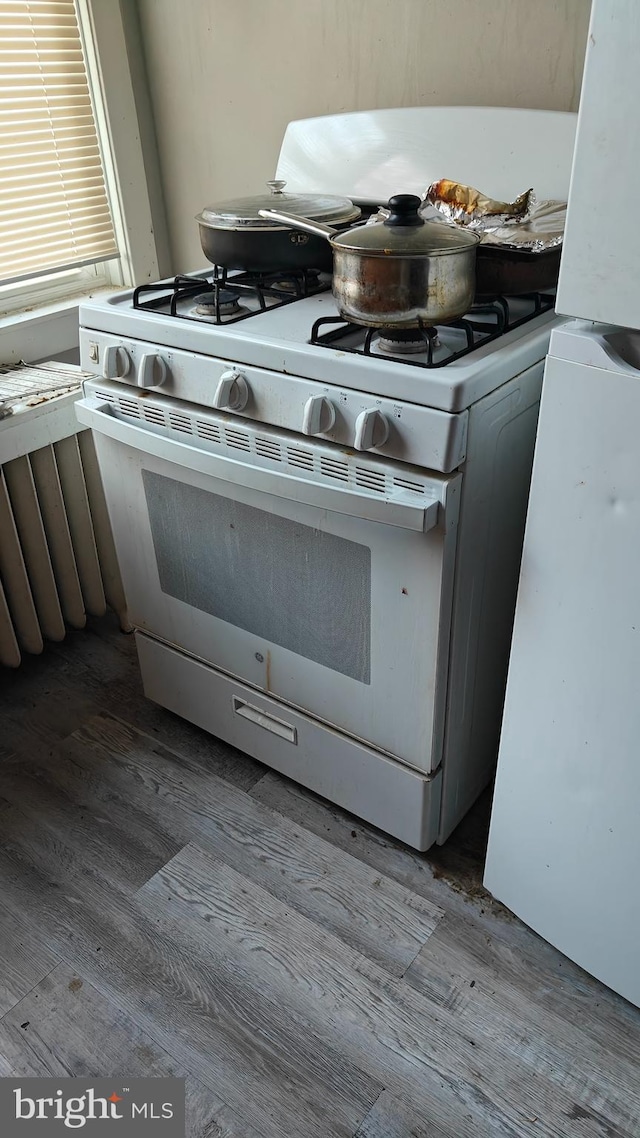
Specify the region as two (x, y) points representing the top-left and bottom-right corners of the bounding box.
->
(137, 0), (590, 270)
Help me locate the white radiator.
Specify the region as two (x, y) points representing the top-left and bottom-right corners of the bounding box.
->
(0, 364), (128, 668)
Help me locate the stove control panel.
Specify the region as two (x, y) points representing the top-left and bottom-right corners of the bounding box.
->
(80, 330), (468, 473)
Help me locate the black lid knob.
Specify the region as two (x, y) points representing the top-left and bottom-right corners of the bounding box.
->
(384, 194), (424, 228)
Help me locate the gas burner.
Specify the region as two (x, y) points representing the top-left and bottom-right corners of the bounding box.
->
(377, 328), (440, 354)
(309, 292), (555, 369)
(133, 268), (331, 326)
(270, 269), (320, 295)
(192, 287), (243, 317)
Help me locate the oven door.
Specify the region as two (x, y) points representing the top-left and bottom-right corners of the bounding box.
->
(77, 392), (459, 773)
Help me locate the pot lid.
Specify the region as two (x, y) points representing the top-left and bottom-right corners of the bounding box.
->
(333, 194), (480, 255)
(197, 180), (361, 231)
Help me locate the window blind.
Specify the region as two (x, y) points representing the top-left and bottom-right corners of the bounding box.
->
(0, 0), (118, 287)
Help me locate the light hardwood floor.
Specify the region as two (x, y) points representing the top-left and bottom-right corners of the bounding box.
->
(0, 615), (639, 1137)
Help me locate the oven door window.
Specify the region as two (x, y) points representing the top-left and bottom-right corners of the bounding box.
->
(143, 470), (371, 684)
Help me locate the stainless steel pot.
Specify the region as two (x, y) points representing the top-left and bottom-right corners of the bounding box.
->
(260, 194), (480, 328)
(195, 180), (361, 273)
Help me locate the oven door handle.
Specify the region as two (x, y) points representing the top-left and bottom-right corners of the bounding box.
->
(76, 398), (441, 532)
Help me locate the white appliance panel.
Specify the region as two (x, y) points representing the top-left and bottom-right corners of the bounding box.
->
(485, 325), (640, 1007)
(438, 360), (544, 841)
(137, 632), (443, 851)
(80, 287), (558, 414)
(556, 0), (640, 327)
(79, 386), (459, 773)
(77, 106), (576, 850)
(79, 327), (469, 472)
(277, 107), (577, 204)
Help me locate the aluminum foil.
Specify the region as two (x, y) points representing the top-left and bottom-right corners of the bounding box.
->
(422, 180), (566, 252)
(423, 179), (532, 227)
(478, 198), (566, 252)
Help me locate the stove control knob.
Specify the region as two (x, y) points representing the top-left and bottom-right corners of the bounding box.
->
(302, 395), (336, 435)
(213, 370), (249, 412)
(102, 344), (131, 380)
(354, 408), (389, 451)
(137, 353), (168, 389)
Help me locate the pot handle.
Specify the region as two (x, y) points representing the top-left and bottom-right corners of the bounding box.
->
(258, 208), (336, 240)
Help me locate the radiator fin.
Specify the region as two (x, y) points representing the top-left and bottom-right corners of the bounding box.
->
(77, 431), (128, 623)
(1, 418), (128, 667)
(0, 579), (20, 669)
(53, 435), (107, 618)
(3, 455), (66, 643)
(0, 467), (43, 657)
(29, 445), (86, 630)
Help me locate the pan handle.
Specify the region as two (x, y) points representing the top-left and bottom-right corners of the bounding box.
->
(258, 208), (336, 240)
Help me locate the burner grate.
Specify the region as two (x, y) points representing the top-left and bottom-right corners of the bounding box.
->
(133, 267), (330, 325)
(309, 292), (554, 368)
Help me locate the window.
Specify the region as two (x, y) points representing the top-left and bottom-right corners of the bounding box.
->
(0, 0), (163, 338)
(0, 0), (119, 286)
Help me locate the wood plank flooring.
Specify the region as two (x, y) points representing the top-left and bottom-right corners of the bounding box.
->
(1, 616), (639, 1137)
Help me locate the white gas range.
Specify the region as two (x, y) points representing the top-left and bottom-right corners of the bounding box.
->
(76, 107), (576, 850)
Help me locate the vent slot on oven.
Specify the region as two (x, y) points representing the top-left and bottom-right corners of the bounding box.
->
(117, 396), (141, 419)
(95, 391), (426, 509)
(168, 411), (192, 434)
(354, 466), (386, 494)
(142, 404), (166, 426)
(224, 427), (251, 452)
(195, 420), (222, 444)
(319, 456), (349, 482)
(255, 437), (282, 461)
(393, 476), (426, 495)
(286, 446), (313, 471)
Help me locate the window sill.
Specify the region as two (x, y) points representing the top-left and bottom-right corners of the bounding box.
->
(0, 288), (121, 366)
(0, 300), (82, 366)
